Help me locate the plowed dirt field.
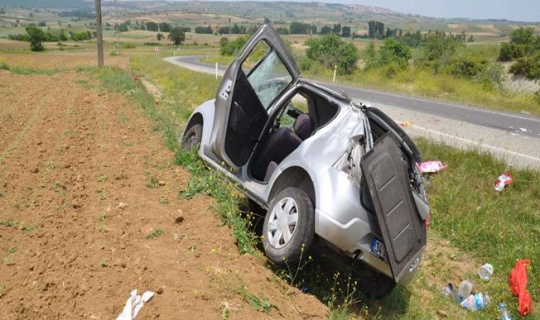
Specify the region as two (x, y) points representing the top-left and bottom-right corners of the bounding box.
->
(0, 55), (326, 319)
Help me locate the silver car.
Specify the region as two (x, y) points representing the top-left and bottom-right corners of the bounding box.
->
(181, 25), (429, 296)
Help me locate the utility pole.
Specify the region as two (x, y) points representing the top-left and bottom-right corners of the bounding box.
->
(95, 0), (104, 67)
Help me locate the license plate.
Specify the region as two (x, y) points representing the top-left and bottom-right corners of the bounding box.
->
(371, 238), (387, 260)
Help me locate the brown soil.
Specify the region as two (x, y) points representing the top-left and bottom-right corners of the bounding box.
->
(0, 60), (326, 319)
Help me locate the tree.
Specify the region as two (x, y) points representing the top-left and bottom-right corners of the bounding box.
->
(306, 35), (359, 74)
(219, 36), (248, 56)
(289, 21), (310, 34)
(368, 21), (385, 39)
(423, 31), (460, 67)
(320, 25), (332, 35)
(379, 37), (411, 67)
(341, 26), (351, 38)
(168, 27), (185, 45)
(264, 17), (271, 24)
(159, 22), (171, 32)
(25, 25), (46, 51)
(333, 23), (341, 35)
(156, 33), (164, 41)
(510, 27), (534, 45)
(146, 22), (158, 32)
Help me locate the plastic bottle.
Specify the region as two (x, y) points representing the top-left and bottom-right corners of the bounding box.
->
(460, 292), (490, 311)
(456, 280), (473, 302)
(499, 302), (513, 320)
(441, 283), (455, 298)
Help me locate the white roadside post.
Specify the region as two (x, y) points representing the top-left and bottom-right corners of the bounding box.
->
(215, 63), (218, 79)
(333, 65), (337, 83)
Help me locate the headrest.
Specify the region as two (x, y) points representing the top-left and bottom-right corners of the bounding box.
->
(294, 114), (314, 140)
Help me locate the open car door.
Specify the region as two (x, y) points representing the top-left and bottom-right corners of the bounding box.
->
(361, 133), (427, 283)
(210, 25), (300, 170)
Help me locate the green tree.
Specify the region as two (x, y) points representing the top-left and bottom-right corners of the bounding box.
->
(510, 27), (534, 45)
(333, 23), (341, 35)
(306, 35), (359, 74)
(320, 25), (332, 35)
(289, 21), (310, 34)
(219, 36), (248, 56)
(168, 27), (185, 45)
(423, 31), (460, 68)
(25, 25), (46, 51)
(156, 33), (164, 41)
(367, 21), (385, 39)
(379, 37), (411, 68)
(146, 22), (158, 32)
(341, 26), (351, 38)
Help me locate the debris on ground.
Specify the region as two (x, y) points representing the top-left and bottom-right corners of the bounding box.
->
(494, 172), (514, 192)
(417, 161), (448, 174)
(509, 259), (533, 316)
(116, 290), (155, 320)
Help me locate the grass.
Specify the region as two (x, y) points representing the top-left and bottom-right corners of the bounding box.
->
(93, 51), (539, 319)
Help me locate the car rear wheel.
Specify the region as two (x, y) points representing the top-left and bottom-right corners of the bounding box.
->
(263, 187), (314, 266)
(181, 123), (202, 151)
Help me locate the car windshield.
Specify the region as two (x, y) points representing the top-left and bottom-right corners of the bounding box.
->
(243, 41), (293, 111)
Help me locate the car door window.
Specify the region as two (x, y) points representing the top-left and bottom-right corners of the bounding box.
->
(243, 41), (293, 111)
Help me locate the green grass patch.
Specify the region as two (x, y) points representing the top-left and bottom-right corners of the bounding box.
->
(417, 138), (540, 314)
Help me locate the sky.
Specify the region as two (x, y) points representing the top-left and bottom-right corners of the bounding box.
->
(169, 0), (540, 22)
(346, 0), (540, 22)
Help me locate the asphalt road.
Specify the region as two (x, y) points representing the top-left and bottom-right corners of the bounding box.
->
(165, 55), (540, 170)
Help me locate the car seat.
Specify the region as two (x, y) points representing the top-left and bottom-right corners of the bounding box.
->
(252, 114), (315, 181)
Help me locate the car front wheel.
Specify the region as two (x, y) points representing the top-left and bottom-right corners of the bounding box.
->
(180, 122), (202, 151)
(263, 187), (314, 266)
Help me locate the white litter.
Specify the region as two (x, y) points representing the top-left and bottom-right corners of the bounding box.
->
(116, 289), (155, 320)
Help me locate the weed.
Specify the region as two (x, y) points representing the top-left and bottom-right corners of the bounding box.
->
(0, 219), (18, 228)
(118, 112), (129, 124)
(146, 228), (164, 239)
(52, 181), (66, 192)
(3, 256), (14, 266)
(96, 188), (107, 200)
(97, 213), (108, 232)
(0, 284), (4, 297)
(100, 258), (108, 268)
(236, 286), (277, 314)
(97, 175), (107, 183)
(146, 175), (159, 188)
(7, 246), (17, 253)
(275, 243), (312, 287)
(21, 224), (40, 233)
(159, 196), (170, 205)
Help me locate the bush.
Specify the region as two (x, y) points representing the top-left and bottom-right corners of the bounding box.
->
(447, 56), (488, 79)
(219, 36), (248, 56)
(305, 35), (359, 74)
(498, 43), (526, 61)
(509, 52), (540, 79)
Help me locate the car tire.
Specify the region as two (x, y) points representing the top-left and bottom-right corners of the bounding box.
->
(181, 123), (202, 151)
(263, 187), (314, 266)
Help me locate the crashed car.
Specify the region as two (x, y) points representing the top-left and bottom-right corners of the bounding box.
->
(181, 25), (429, 296)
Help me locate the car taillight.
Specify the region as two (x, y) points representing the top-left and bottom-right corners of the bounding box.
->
(425, 211), (431, 229)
